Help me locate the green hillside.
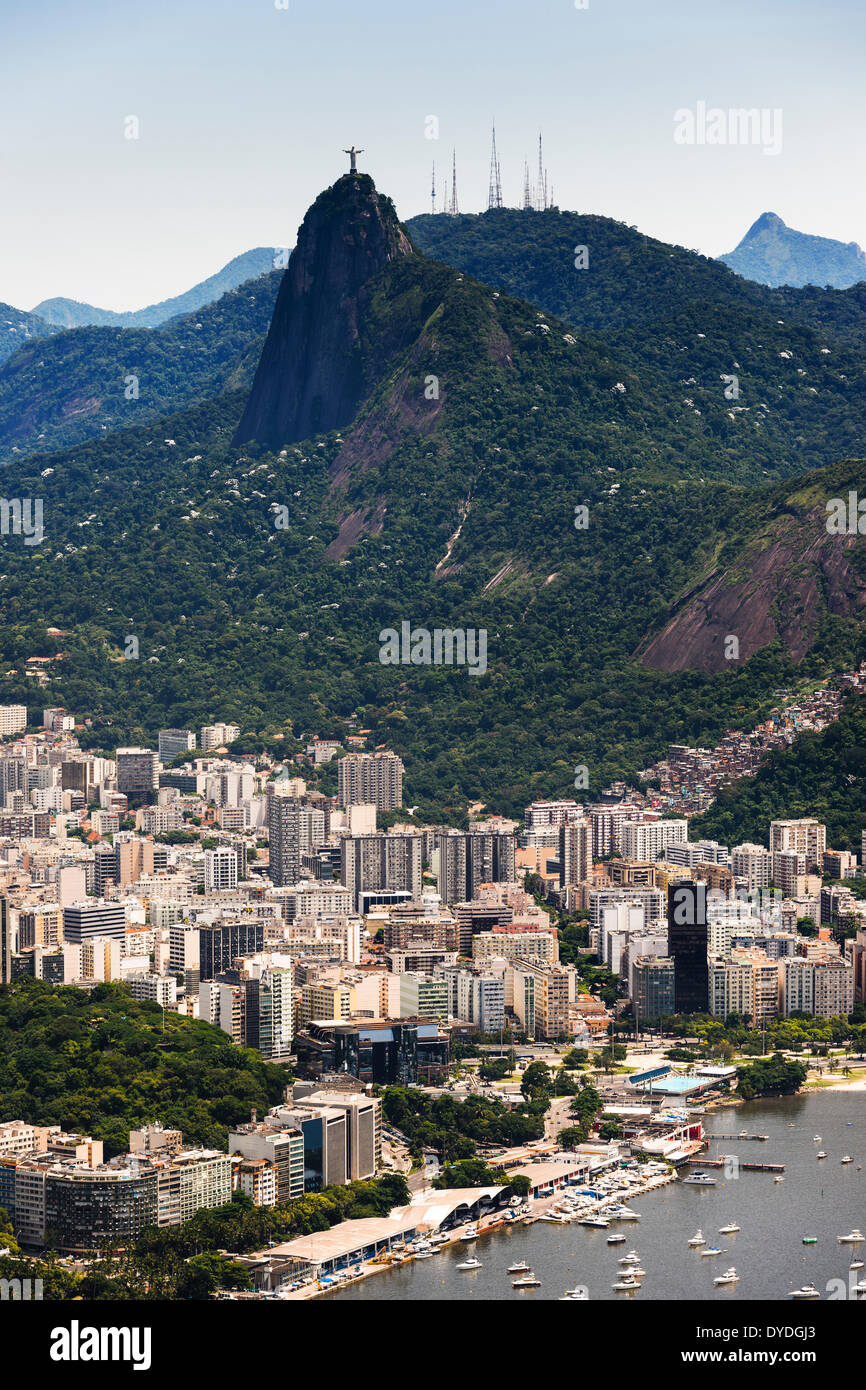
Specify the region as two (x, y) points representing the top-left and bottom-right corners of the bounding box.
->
(0, 270), (282, 461)
(0, 192), (862, 818)
(0, 978), (289, 1157)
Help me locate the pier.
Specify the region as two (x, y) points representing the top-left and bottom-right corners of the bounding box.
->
(687, 1157), (785, 1172)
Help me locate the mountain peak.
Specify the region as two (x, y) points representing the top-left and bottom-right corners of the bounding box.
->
(233, 172), (414, 447)
(745, 210), (786, 237)
(721, 211), (866, 288)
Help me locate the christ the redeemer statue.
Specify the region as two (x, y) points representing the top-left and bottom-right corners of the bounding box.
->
(344, 146), (364, 174)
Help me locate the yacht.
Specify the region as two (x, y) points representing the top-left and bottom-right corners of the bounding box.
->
(719, 1223), (740, 1234)
(853, 1280), (866, 1295)
(838, 1230), (865, 1243)
(688, 1230), (706, 1247)
(817, 1151), (828, 1159)
(607, 1233), (627, 1245)
(607, 1204), (640, 1220)
(619, 1250), (642, 1264)
(813, 1135), (822, 1142)
(850, 1260), (864, 1271)
(683, 1171), (717, 1186)
(413, 1250), (434, 1259)
(774, 1175), (785, 1184)
(461, 1225), (479, 1242)
(789, 1284), (821, 1300)
(507, 1260), (531, 1274)
(802, 1236), (818, 1245)
(579, 1215), (610, 1228)
(560, 1286), (589, 1301)
(701, 1246), (725, 1257)
(841, 1155), (853, 1164)
(612, 1274), (641, 1291)
(713, 1267), (739, 1286)
(512, 1273), (542, 1288)
(509, 1195), (523, 1208)
(456, 1256), (482, 1271)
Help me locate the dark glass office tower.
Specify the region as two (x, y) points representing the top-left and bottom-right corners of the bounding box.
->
(667, 880), (709, 1013)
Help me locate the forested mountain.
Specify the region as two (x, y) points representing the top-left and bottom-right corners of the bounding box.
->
(0, 270), (282, 461)
(31, 247), (281, 329)
(0, 178), (862, 819)
(720, 212), (866, 290)
(0, 301), (56, 366)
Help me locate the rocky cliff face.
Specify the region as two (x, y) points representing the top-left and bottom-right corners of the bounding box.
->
(233, 173), (414, 447)
(638, 487), (866, 672)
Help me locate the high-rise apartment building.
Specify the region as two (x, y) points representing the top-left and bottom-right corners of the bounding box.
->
(115, 748), (158, 803)
(559, 818), (592, 887)
(268, 794), (301, 888)
(0, 705), (27, 736)
(204, 847), (239, 893)
(769, 819), (826, 872)
(158, 729), (196, 762)
(341, 833), (423, 911)
(200, 723), (240, 751)
(338, 751), (404, 812)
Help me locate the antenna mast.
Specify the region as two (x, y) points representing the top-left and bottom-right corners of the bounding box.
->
(523, 160), (533, 210)
(431, 161), (436, 215)
(449, 148), (459, 216)
(488, 122), (503, 210)
(536, 132), (546, 211)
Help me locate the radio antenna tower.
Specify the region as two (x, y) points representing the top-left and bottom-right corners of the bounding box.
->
(431, 161), (436, 215)
(536, 132), (547, 211)
(488, 122), (503, 210)
(523, 160), (533, 210)
(449, 148), (459, 216)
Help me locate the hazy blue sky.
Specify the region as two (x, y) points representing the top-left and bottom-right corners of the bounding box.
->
(2, 0), (864, 309)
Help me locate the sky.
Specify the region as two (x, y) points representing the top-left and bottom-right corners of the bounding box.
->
(1, 0), (865, 310)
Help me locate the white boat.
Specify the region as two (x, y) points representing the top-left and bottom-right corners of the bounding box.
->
(579, 1215), (610, 1228)
(813, 1135), (821, 1142)
(683, 1171), (717, 1186)
(612, 1275), (640, 1291)
(456, 1256), (482, 1270)
(607, 1205), (640, 1220)
(509, 1195), (522, 1208)
(789, 1284), (820, 1300)
(713, 1267), (739, 1286)
(413, 1250), (434, 1259)
(619, 1250), (641, 1264)
(625, 1265), (646, 1277)
(461, 1226), (479, 1242)
(507, 1260), (531, 1274)
(701, 1246), (725, 1257)
(838, 1230), (865, 1243)
(850, 1260), (864, 1270)
(687, 1230), (706, 1247)
(719, 1223), (740, 1234)
(774, 1176), (784, 1183)
(817, 1151), (828, 1159)
(841, 1155), (853, 1164)
(512, 1273), (541, 1288)
(607, 1233), (627, 1245)
(560, 1286), (589, 1301)
(854, 1280), (866, 1295)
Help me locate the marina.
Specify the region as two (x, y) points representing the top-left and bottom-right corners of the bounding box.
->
(325, 1092), (866, 1301)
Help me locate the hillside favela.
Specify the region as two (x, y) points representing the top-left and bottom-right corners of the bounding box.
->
(1, 0), (865, 1360)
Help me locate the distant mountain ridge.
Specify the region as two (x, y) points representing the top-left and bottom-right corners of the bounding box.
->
(720, 211), (866, 289)
(31, 248), (281, 329)
(0, 302), (56, 366)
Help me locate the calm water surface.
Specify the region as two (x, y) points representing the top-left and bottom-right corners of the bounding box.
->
(328, 1092), (865, 1301)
